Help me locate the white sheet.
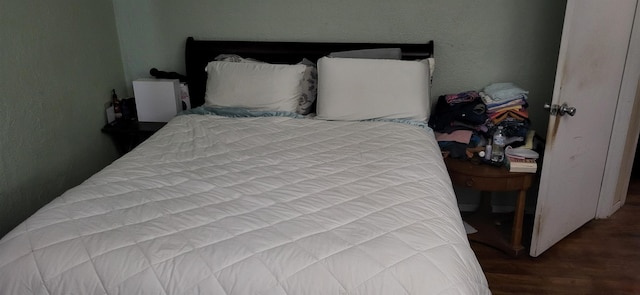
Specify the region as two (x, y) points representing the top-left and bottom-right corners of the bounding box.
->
(0, 114), (489, 295)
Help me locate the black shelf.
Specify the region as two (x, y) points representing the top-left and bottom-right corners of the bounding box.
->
(101, 120), (166, 156)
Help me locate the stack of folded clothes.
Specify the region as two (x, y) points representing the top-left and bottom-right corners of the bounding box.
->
(480, 82), (531, 147)
(428, 91), (489, 158)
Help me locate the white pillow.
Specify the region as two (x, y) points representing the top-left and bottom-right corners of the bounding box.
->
(209, 55), (317, 114)
(204, 61), (306, 112)
(316, 57), (431, 121)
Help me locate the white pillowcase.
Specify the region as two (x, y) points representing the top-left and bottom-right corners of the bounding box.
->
(204, 61), (307, 112)
(316, 57), (431, 121)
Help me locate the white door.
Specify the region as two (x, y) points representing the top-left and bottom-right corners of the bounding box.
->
(530, 0), (638, 257)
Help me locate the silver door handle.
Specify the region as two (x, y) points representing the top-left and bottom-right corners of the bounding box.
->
(544, 103), (577, 116)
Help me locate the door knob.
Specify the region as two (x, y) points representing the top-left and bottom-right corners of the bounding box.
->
(544, 103), (576, 116)
(559, 103), (577, 116)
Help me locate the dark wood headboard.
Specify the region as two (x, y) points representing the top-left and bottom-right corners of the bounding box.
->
(184, 37), (434, 108)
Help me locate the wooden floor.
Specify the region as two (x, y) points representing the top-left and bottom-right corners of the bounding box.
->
(471, 177), (640, 295)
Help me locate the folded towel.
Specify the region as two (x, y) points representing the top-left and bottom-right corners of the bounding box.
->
(482, 82), (529, 103)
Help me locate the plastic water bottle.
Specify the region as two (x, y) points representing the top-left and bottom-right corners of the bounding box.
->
(491, 126), (506, 163)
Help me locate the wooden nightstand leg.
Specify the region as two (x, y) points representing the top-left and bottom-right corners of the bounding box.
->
(510, 189), (527, 254)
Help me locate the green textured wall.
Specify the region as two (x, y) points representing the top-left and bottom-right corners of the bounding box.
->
(0, 0), (125, 236)
(113, 0), (566, 134)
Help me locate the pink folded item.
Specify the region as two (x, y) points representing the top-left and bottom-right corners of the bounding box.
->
(435, 130), (473, 144)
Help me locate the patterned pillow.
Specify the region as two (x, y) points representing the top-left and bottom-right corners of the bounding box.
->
(213, 54), (317, 115)
(297, 58), (318, 115)
(213, 54), (262, 63)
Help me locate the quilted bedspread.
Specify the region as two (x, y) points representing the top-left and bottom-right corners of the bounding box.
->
(0, 114), (489, 295)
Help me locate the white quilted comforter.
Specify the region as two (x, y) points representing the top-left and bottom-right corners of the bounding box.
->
(0, 114), (489, 295)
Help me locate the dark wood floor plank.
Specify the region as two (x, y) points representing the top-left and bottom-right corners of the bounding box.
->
(472, 178), (640, 294)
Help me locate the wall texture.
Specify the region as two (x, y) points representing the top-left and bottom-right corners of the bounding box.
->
(113, 0), (566, 133)
(0, 0), (125, 236)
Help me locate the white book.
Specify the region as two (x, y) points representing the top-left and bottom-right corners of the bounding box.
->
(506, 156), (537, 173)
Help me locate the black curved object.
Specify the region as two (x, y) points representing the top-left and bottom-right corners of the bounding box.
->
(184, 37), (434, 108)
(149, 68), (187, 83)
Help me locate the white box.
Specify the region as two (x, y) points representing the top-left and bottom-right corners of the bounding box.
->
(133, 79), (182, 122)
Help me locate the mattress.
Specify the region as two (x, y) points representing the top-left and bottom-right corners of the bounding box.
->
(0, 113), (490, 295)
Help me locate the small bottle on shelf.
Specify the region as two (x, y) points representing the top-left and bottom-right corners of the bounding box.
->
(111, 89), (122, 119)
(491, 126), (506, 163)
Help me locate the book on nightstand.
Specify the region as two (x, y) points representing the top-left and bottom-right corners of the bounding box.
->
(505, 155), (538, 173)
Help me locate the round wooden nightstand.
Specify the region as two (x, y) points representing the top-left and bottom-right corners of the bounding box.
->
(444, 157), (534, 257)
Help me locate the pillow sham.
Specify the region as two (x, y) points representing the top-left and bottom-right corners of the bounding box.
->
(328, 48), (402, 60)
(424, 57), (435, 85)
(214, 54), (262, 63)
(204, 61), (306, 112)
(297, 58), (318, 115)
(316, 57), (431, 121)
(212, 54), (317, 115)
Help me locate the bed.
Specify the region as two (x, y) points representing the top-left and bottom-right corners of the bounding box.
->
(0, 38), (490, 294)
